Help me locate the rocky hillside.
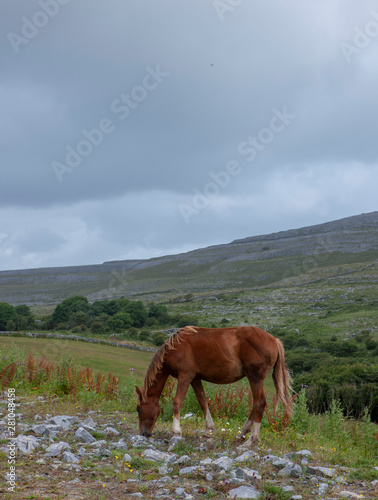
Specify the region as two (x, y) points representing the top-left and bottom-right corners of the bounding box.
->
(0, 212), (377, 306)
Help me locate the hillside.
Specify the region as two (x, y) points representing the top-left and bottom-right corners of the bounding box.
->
(0, 212), (377, 306)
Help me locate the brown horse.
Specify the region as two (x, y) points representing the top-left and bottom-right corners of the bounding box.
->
(135, 326), (292, 445)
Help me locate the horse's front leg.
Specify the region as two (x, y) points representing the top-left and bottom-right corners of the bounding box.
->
(191, 380), (216, 438)
(172, 377), (192, 437)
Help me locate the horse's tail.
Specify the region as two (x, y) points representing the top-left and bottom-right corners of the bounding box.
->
(272, 338), (293, 417)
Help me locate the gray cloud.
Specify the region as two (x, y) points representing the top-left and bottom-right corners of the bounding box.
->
(0, 0), (377, 270)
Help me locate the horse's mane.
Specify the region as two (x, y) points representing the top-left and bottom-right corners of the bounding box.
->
(140, 326), (197, 401)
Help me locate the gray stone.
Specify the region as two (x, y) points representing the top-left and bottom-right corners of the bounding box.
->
(289, 464), (302, 477)
(317, 483), (328, 496)
(290, 496), (303, 500)
(168, 435), (182, 451)
(306, 465), (335, 478)
(158, 465), (169, 475)
(81, 417), (96, 428)
(94, 448), (112, 457)
(104, 426), (119, 436)
(61, 451), (80, 463)
(213, 456), (234, 471)
(339, 492), (365, 499)
(77, 447), (89, 456)
(123, 453), (132, 462)
(179, 466), (200, 476)
(282, 486), (294, 492)
(50, 415), (78, 428)
(234, 467), (261, 480)
(158, 476), (172, 484)
(174, 454), (190, 465)
(112, 438), (128, 450)
(165, 453), (178, 465)
(296, 449), (312, 457)
(15, 435), (40, 454)
(89, 440), (107, 448)
(227, 485), (260, 498)
(67, 478), (81, 484)
(278, 466), (294, 477)
(128, 434), (148, 447)
(142, 448), (169, 462)
(200, 458), (213, 466)
(261, 454), (280, 463)
(272, 458), (293, 469)
(155, 488), (170, 497)
(234, 450), (256, 462)
(75, 427), (96, 444)
(175, 487), (194, 499)
(32, 424), (61, 438)
(45, 441), (71, 457)
(336, 476), (348, 485)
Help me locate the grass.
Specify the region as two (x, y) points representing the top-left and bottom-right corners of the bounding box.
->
(0, 335), (154, 382)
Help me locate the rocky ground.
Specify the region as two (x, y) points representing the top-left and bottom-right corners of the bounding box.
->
(1, 396), (377, 499)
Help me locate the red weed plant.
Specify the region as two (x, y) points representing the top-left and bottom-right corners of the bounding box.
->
(208, 385), (250, 421)
(0, 363), (18, 392)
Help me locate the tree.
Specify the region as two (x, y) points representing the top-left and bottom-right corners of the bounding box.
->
(51, 296), (89, 326)
(122, 301), (147, 327)
(107, 312), (133, 332)
(15, 304), (32, 317)
(0, 302), (17, 330)
(148, 304), (169, 325)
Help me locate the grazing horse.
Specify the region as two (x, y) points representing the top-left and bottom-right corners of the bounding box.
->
(135, 326), (292, 445)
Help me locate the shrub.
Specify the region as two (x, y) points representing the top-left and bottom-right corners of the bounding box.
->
(290, 389), (310, 433)
(6, 319), (16, 331)
(72, 324), (88, 333)
(139, 330), (150, 341)
(91, 321), (103, 334)
(128, 327), (138, 338)
(107, 312), (132, 331)
(152, 331), (167, 346)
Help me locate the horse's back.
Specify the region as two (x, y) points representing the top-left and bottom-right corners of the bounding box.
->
(164, 326), (278, 383)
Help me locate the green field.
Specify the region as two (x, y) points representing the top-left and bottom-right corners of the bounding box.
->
(0, 334), (276, 396)
(0, 335), (154, 382)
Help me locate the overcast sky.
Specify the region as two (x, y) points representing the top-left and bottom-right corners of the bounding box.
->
(1, 0), (377, 271)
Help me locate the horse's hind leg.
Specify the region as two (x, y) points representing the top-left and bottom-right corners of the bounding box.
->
(191, 380), (216, 438)
(240, 378), (267, 445)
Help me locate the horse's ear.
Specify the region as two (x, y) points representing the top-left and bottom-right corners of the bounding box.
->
(135, 386), (142, 399)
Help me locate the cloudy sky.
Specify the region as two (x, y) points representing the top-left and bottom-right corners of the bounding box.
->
(1, 0), (377, 271)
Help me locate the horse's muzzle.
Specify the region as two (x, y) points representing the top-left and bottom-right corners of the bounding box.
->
(141, 428), (152, 438)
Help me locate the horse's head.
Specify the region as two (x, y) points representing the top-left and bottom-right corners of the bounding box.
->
(135, 386), (160, 438)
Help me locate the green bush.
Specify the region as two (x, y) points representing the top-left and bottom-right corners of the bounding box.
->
(107, 312), (132, 332)
(152, 331), (167, 346)
(91, 321), (104, 334)
(139, 330), (150, 341)
(0, 302), (17, 330)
